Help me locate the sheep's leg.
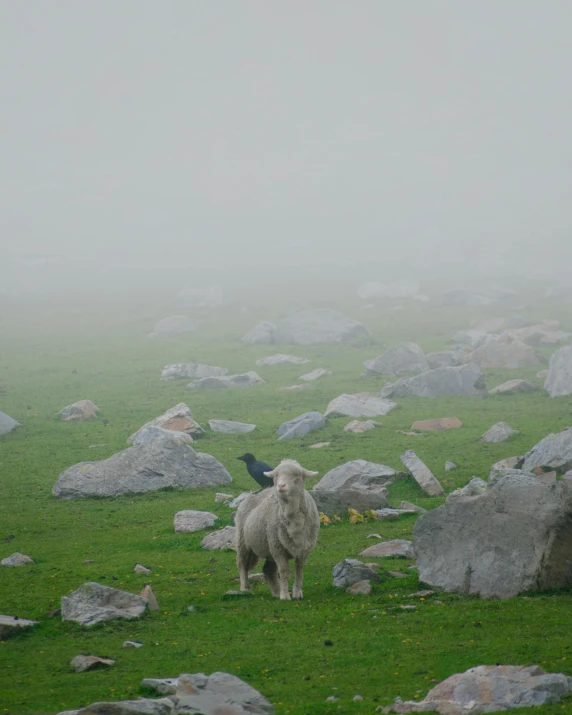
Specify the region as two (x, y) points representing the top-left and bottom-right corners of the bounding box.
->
(262, 558), (280, 598)
(275, 556), (291, 600)
(237, 549), (258, 592)
(292, 556), (307, 599)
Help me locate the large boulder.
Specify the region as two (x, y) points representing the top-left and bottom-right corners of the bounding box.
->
(274, 309), (369, 345)
(313, 460), (399, 491)
(380, 364), (486, 399)
(187, 372), (265, 389)
(128, 403), (203, 441)
(324, 393), (396, 418)
(160, 363), (228, 381)
(363, 343), (429, 376)
(241, 321), (278, 345)
(276, 411), (326, 440)
(544, 344), (572, 397)
(414, 480), (572, 598)
(426, 350), (466, 369)
(310, 485), (388, 515)
(148, 315), (201, 338)
(52, 432), (232, 499)
(469, 335), (545, 368)
(58, 400), (99, 421)
(0, 410), (20, 437)
(61, 582), (148, 626)
(523, 428), (572, 474)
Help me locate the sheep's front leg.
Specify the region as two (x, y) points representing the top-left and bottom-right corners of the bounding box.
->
(275, 556), (291, 600)
(236, 550), (252, 592)
(263, 558), (280, 598)
(292, 556), (307, 599)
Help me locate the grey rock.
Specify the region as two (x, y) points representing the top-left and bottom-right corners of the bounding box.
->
(148, 315), (201, 338)
(73, 698), (174, 715)
(380, 363), (486, 399)
(276, 411), (325, 440)
(174, 671), (274, 715)
(523, 428), (572, 474)
(123, 641), (144, 648)
(359, 540), (414, 558)
(309, 486), (388, 516)
(134, 564), (151, 575)
(488, 468), (539, 489)
(275, 384), (314, 392)
(343, 419), (378, 433)
(363, 343), (429, 376)
(313, 460), (398, 491)
(174, 510), (219, 533)
(226, 492), (251, 508)
(469, 335), (545, 368)
(481, 421), (519, 443)
(444, 461), (458, 471)
(187, 371), (265, 389)
(58, 400), (99, 421)
(426, 350), (466, 369)
(399, 500), (426, 513)
(488, 378), (536, 395)
(130, 426), (194, 447)
(128, 403), (203, 441)
(545, 344), (572, 397)
(140, 585), (159, 611)
(332, 558), (381, 588)
(255, 354), (310, 366)
(140, 678), (179, 695)
(53, 432), (231, 499)
(160, 363), (228, 381)
(346, 580), (372, 595)
(241, 321), (278, 345)
(446, 477), (487, 502)
(411, 417), (462, 431)
(450, 330), (488, 347)
(274, 309), (369, 345)
(414, 481), (572, 598)
(61, 582), (148, 626)
(489, 456), (523, 478)
(0, 615), (38, 640)
(70, 655), (115, 672)
(400, 451), (444, 496)
(0, 410), (20, 436)
(383, 665), (572, 715)
(215, 492), (233, 502)
(324, 393), (396, 418)
(1, 552), (34, 567)
(201, 526), (236, 550)
(299, 368), (332, 381)
(209, 420), (256, 434)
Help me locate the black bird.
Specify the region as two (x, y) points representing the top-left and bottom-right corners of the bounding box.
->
(237, 453), (275, 489)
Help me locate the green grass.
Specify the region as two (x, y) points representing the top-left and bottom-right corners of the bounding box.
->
(1, 294), (572, 714)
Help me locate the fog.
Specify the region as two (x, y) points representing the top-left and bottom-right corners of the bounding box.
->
(1, 1), (571, 300)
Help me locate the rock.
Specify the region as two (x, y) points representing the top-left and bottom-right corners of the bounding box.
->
(273, 308), (369, 345)
(488, 469), (540, 490)
(353, 695), (364, 702)
(226, 493), (251, 508)
(383, 665), (572, 715)
(276, 411), (325, 440)
(324, 393), (396, 418)
(0, 410), (20, 437)
(444, 461), (458, 471)
(128, 403), (204, 441)
(472, 317), (507, 333)
(313, 460), (399, 490)
(133, 564), (152, 575)
(426, 351), (466, 369)
(388, 571), (408, 579)
(523, 428), (572, 474)
(488, 378), (536, 395)
(255, 354), (310, 366)
(208, 420), (256, 434)
(140, 678), (179, 695)
(346, 580), (372, 595)
(308, 442), (330, 448)
(71, 698), (175, 714)
(178, 284), (224, 308)
(363, 343), (429, 376)
(241, 321), (278, 345)
(275, 384), (315, 392)
(537, 369), (549, 378)
(414, 480), (572, 598)
(201, 526), (236, 550)
(0, 615), (38, 640)
(441, 289), (493, 306)
(562, 470), (572, 481)
(53, 432), (232, 499)
(489, 456), (523, 477)
(215, 492), (233, 502)
(344, 419), (379, 433)
(481, 421), (519, 443)
(61, 582), (148, 626)
(400, 451), (444, 496)
(503, 321), (565, 347)
(148, 315), (200, 338)
(299, 368), (332, 381)
(174, 510), (218, 533)
(58, 400), (99, 421)
(359, 540), (414, 559)
(70, 655), (115, 672)
(309, 486), (388, 515)
(1, 552), (34, 567)
(399, 500), (426, 513)
(446, 477), (487, 502)
(469, 335), (545, 368)
(380, 364), (486, 399)
(123, 641), (144, 648)
(411, 417), (462, 432)
(332, 559), (381, 588)
(409, 590), (435, 597)
(140, 585), (159, 611)
(450, 330), (489, 348)
(187, 371), (265, 389)
(172, 671), (274, 715)
(130, 426), (194, 447)
(545, 344), (572, 397)
(160, 363), (228, 381)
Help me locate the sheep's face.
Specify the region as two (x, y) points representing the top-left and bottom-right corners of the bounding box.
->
(264, 459), (318, 499)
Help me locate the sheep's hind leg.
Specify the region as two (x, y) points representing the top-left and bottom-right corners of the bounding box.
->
(262, 558), (281, 598)
(275, 556), (291, 600)
(292, 556), (307, 599)
(237, 549), (258, 592)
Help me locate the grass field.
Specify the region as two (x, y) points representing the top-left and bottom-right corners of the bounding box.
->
(1, 290), (572, 715)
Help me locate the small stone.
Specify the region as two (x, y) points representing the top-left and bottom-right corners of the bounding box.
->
(400, 451), (444, 496)
(411, 417), (462, 432)
(359, 539), (414, 559)
(1, 552), (34, 567)
(140, 584), (159, 611)
(276, 384), (315, 392)
(215, 492), (233, 502)
(325, 695), (339, 702)
(399, 500), (426, 513)
(433, 600), (444, 605)
(353, 695), (364, 702)
(70, 654), (115, 672)
(365, 563), (381, 572)
(309, 442), (331, 449)
(388, 571), (408, 579)
(187, 605), (196, 612)
(123, 640), (144, 648)
(344, 419), (379, 433)
(399, 604), (417, 610)
(375, 510), (399, 521)
(0, 615), (38, 640)
(248, 573), (266, 583)
(366, 533), (382, 539)
(409, 590), (435, 597)
(174, 510), (218, 533)
(481, 421), (519, 443)
(346, 580), (372, 595)
(444, 461), (458, 471)
(201, 526), (236, 551)
(134, 563), (152, 575)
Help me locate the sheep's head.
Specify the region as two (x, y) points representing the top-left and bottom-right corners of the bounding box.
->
(264, 459), (318, 498)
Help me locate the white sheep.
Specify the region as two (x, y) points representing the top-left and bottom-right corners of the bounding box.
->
(235, 459), (320, 600)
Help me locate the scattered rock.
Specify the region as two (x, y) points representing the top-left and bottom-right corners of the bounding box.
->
(409, 590), (435, 597)
(134, 564), (152, 575)
(481, 421), (520, 443)
(488, 379), (536, 395)
(359, 540), (414, 559)
(523, 428), (572, 474)
(160, 363), (228, 381)
(215, 492), (233, 502)
(201, 526), (236, 551)
(363, 343), (429, 376)
(314, 460), (399, 491)
(426, 351), (466, 369)
(346, 580), (372, 595)
(399, 500), (426, 513)
(273, 308), (369, 345)
(380, 364), (486, 399)
(61, 582), (148, 626)
(226, 493), (250, 508)
(308, 442), (331, 448)
(1, 552), (34, 567)
(128, 403), (203, 441)
(399, 604), (417, 610)
(255, 354), (310, 366)
(387, 571), (408, 579)
(0, 411), (20, 436)
(325, 393), (396, 418)
(70, 655), (115, 672)
(241, 321), (278, 345)
(58, 400), (99, 421)
(353, 695), (364, 702)
(544, 344), (572, 397)
(444, 461), (458, 471)
(299, 368), (332, 381)
(344, 419), (379, 433)
(488, 469), (540, 490)
(173, 671), (274, 714)
(174, 510), (219, 533)
(148, 315), (201, 338)
(275, 384), (315, 392)
(140, 585), (159, 611)
(400, 451), (444, 496)
(489, 456), (523, 477)
(310, 486), (388, 516)
(446, 477), (488, 502)
(0, 615), (38, 640)
(332, 559), (381, 588)
(411, 417), (462, 432)
(469, 335), (545, 369)
(187, 371), (265, 389)
(123, 640), (144, 648)
(276, 411), (326, 440)
(209, 419), (256, 434)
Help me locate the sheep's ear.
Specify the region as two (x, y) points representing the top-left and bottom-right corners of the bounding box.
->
(302, 469), (318, 479)
(263, 469), (277, 478)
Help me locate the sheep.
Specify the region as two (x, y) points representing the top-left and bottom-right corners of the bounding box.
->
(235, 459), (320, 600)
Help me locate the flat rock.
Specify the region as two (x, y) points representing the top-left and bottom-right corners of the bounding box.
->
(444, 461), (458, 471)
(308, 442), (330, 448)
(226, 493), (251, 508)
(134, 564), (152, 575)
(174, 510), (219, 533)
(309, 486), (388, 516)
(314, 460), (398, 490)
(128, 403), (203, 441)
(481, 421), (519, 443)
(359, 539), (414, 559)
(171, 671), (274, 715)
(346, 580), (372, 595)
(299, 368), (332, 381)
(388, 571), (408, 579)
(215, 492), (234, 502)
(400, 451), (444, 496)
(411, 417), (462, 432)
(383, 665), (572, 715)
(276, 411), (325, 440)
(489, 456), (523, 477)
(363, 343), (429, 376)
(241, 321), (278, 345)
(545, 344), (572, 397)
(1, 552), (34, 567)
(469, 334), (545, 368)
(488, 469), (540, 490)
(58, 400), (99, 421)
(0, 615), (38, 640)
(344, 419), (378, 433)
(380, 363), (486, 399)
(275, 384), (314, 392)
(70, 655), (115, 672)
(273, 308), (369, 345)
(324, 393), (396, 418)
(332, 558), (381, 588)
(446, 477), (488, 502)
(208, 420), (256, 434)
(70, 698), (175, 715)
(187, 371), (265, 389)
(523, 428), (572, 474)
(488, 378), (536, 395)
(399, 500), (426, 513)
(255, 354), (309, 366)
(53, 431), (232, 499)
(61, 582), (148, 626)
(160, 363), (228, 381)
(201, 526), (236, 550)
(123, 641), (144, 648)
(129, 426), (194, 447)
(0, 410), (20, 436)
(148, 315), (201, 338)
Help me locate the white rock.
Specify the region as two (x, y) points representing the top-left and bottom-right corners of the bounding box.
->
(1, 552), (34, 567)
(174, 510), (219, 533)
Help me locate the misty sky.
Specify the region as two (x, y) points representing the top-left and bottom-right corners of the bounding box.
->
(1, 1), (571, 288)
